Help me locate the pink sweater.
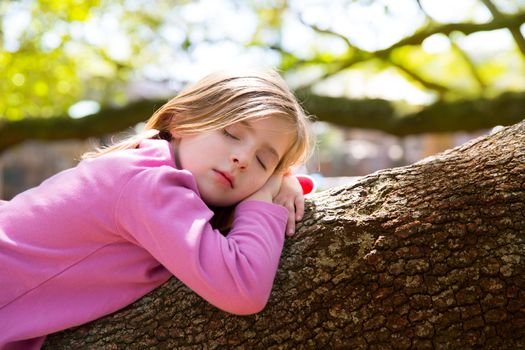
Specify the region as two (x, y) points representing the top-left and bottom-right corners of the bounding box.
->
(0, 139), (287, 350)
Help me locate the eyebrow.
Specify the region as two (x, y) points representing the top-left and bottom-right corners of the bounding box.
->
(239, 120), (281, 161)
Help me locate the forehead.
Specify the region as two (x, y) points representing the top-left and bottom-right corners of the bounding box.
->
(236, 117), (294, 157)
(238, 116), (293, 131)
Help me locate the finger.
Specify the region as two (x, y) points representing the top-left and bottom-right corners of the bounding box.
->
(295, 195), (305, 221)
(286, 214), (295, 236)
(285, 202), (296, 236)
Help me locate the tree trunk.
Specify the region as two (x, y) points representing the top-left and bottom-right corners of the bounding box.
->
(45, 120), (525, 349)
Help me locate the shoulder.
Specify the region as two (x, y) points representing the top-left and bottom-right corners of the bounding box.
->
(74, 139), (200, 203)
(99, 139), (202, 203)
(84, 139), (174, 172)
(83, 139), (189, 183)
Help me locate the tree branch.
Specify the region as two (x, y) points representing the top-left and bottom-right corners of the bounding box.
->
(299, 91), (525, 135)
(0, 99), (166, 153)
(278, 11), (525, 93)
(480, 0), (525, 57)
(44, 120), (525, 348)
(388, 60), (449, 95)
(2, 92), (525, 154)
(297, 15), (358, 51)
(450, 40), (487, 90)
(383, 12), (525, 51)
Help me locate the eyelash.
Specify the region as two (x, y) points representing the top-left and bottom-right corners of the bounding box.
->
(223, 129), (239, 140)
(256, 156), (267, 170)
(222, 129), (267, 170)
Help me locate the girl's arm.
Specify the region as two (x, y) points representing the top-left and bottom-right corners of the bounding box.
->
(211, 173), (310, 235)
(114, 169), (288, 315)
(249, 170), (307, 236)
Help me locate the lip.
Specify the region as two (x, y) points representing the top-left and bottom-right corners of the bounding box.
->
(214, 170), (234, 188)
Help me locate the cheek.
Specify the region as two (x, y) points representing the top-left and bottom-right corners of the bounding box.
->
(247, 173), (271, 191)
(178, 136), (216, 170)
(179, 149), (206, 175)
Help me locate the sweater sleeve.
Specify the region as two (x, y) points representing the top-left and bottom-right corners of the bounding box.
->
(114, 168), (288, 315)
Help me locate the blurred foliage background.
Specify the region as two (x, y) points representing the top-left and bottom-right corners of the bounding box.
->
(1, 0), (525, 196)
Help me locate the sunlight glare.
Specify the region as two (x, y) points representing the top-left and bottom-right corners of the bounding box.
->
(68, 100), (101, 119)
(422, 34), (451, 54)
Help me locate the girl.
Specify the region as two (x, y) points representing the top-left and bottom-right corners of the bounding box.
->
(0, 69), (314, 349)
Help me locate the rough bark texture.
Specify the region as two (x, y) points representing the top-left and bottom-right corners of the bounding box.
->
(45, 120), (525, 349)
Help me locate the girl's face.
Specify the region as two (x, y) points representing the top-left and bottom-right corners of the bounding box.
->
(176, 116), (293, 206)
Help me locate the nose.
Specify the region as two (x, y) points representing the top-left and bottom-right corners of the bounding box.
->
(231, 151), (249, 170)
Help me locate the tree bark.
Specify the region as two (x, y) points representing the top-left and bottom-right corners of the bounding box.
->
(45, 120), (525, 349)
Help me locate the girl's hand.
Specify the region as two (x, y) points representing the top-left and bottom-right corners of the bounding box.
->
(273, 173), (304, 237)
(245, 173), (284, 204)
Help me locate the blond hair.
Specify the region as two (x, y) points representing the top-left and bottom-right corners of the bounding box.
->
(83, 69), (314, 172)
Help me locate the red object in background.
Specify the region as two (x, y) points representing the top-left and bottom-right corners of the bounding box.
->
(295, 175), (315, 195)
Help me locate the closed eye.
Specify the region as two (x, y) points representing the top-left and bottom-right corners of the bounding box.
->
(222, 129), (239, 140)
(256, 155), (267, 170)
